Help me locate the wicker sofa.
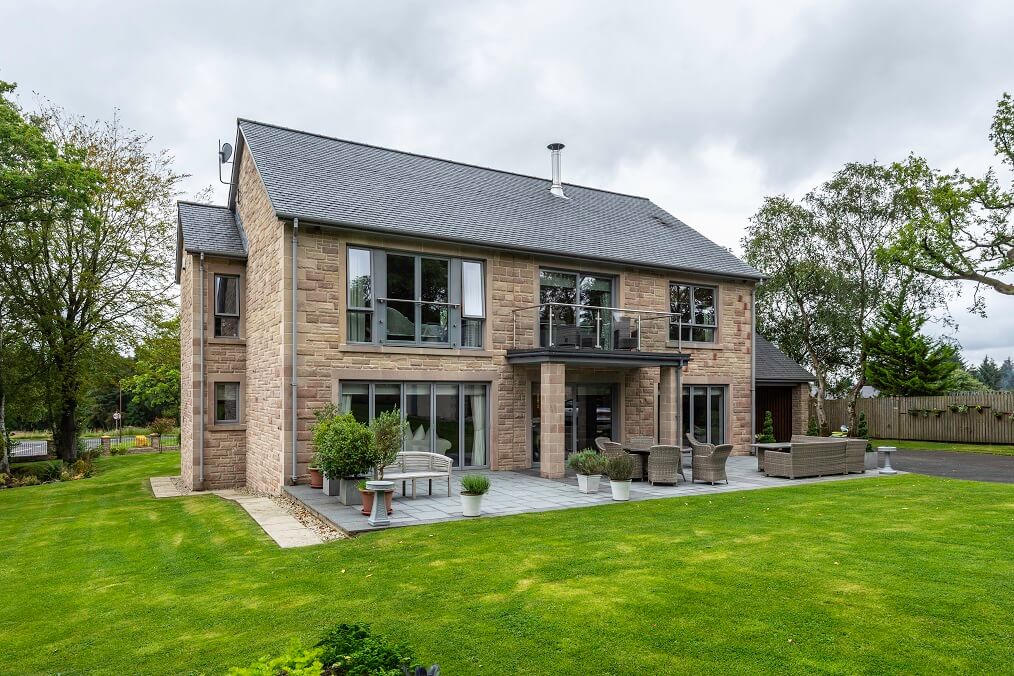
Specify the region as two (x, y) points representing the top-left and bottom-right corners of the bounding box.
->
(791, 435), (867, 473)
(763, 441), (847, 479)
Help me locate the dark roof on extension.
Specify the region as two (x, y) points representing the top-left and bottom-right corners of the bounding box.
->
(233, 119), (763, 280)
(756, 336), (814, 384)
(177, 202), (247, 258)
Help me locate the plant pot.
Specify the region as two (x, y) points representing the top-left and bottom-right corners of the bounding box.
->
(864, 451), (879, 471)
(321, 474), (340, 497)
(576, 474), (602, 494)
(461, 493), (484, 517)
(360, 488), (393, 516)
(610, 479), (632, 501)
(308, 467), (323, 489)
(338, 477), (363, 505)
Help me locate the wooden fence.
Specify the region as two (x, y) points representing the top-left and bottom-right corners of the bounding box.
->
(813, 393), (1014, 444)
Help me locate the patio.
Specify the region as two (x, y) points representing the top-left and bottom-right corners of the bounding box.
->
(285, 455), (887, 534)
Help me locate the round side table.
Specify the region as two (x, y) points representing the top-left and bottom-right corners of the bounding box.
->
(878, 446), (898, 475)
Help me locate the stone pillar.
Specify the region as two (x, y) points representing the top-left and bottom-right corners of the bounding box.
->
(540, 362), (566, 479)
(659, 367), (677, 445)
(100, 436), (111, 455)
(149, 434), (161, 452)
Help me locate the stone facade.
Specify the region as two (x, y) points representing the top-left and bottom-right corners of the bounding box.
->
(793, 383), (812, 435)
(179, 150), (759, 493)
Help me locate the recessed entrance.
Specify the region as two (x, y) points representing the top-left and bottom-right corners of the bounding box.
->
(531, 383), (617, 466)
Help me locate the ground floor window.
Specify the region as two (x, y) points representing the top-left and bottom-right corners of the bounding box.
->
(683, 385), (726, 445)
(339, 381), (489, 467)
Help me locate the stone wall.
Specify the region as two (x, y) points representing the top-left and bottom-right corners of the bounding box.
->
(793, 383), (812, 436)
(180, 255), (195, 489)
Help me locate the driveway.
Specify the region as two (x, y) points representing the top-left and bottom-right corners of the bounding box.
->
(890, 450), (1014, 484)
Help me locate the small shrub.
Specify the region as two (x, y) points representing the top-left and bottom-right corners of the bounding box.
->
(316, 623), (414, 675)
(150, 417), (177, 435)
(228, 640), (323, 676)
(15, 475), (41, 487)
(567, 449), (607, 475)
(78, 449), (101, 462)
(806, 417), (820, 436)
(109, 443), (131, 456)
(757, 410), (776, 443)
(370, 409), (408, 480)
(12, 460), (62, 482)
(0, 472), (9, 487)
(606, 454), (633, 482)
(312, 405), (373, 479)
(460, 474), (490, 495)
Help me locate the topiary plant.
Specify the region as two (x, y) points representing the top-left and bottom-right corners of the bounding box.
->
(757, 410), (776, 443)
(806, 417), (820, 436)
(312, 404), (373, 480)
(567, 449), (608, 475)
(606, 453), (633, 482)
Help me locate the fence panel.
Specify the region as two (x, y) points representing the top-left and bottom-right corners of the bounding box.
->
(812, 393), (1014, 444)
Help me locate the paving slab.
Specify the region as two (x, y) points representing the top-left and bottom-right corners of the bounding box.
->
(149, 476), (186, 498)
(212, 490), (324, 548)
(285, 456), (887, 535)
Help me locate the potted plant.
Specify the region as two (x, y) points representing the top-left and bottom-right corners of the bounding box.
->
(308, 457), (324, 489)
(460, 474), (490, 517)
(606, 454), (633, 501)
(567, 449), (608, 493)
(358, 410), (406, 516)
(311, 404), (373, 506)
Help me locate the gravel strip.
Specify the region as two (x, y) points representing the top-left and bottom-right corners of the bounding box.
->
(270, 493), (346, 541)
(169, 476), (192, 496)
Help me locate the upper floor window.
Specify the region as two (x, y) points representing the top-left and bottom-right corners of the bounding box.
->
(539, 269), (615, 348)
(214, 274), (240, 338)
(669, 283), (716, 342)
(346, 248), (485, 348)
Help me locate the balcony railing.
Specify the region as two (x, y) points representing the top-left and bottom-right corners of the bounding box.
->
(510, 302), (683, 352)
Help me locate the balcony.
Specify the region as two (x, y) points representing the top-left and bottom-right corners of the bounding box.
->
(506, 302), (690, 368)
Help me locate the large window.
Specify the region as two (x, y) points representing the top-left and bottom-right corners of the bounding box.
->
(682, 385), (725, 445)
(339, 381), (489, 467)
(347, 248), (484, 348)
(539, 269), (614, 348)
(670, 283), (716, 343)
(215, 382), (240, 423)
(214, 274), (240, 338)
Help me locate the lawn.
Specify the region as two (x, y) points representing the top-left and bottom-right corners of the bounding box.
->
(872, 438), (1014, 457)
(0, 454), (1011, 675)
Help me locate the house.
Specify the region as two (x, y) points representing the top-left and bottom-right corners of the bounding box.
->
(175, 119), (812, 492)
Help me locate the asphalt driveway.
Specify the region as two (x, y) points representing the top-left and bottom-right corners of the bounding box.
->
(890, 450), (1014, 484)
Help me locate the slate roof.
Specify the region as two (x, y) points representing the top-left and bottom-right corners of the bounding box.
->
(233, 119), (763, 280)
(755, 336), (814, 384)
(177, 202), (247, 258)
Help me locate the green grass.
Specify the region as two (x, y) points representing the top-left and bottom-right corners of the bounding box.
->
(1, 454), (1011, 675)
(872, 438), (1014, 457)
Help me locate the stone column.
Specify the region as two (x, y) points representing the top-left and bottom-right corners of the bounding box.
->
(149, 434), (161, 452)
(658, 367), (677, 445)
(100, 435), (111, 455)
(540, 362), (566, 479)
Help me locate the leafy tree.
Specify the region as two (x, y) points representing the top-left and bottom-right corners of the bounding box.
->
(757, 410), (775, 443)
(885, 93), (1014, 302)
(745, 163), (946, 433)
(123, 315), (180, 420)
(1000, 357), (1014, 390)
(972, 355), (1003, 390)
(0, 90), (180, 460)
(945, 366), (991, 393)
(863, 295), (957, 396)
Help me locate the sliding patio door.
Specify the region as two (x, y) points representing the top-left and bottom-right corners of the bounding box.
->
(682, 385), (726, 445)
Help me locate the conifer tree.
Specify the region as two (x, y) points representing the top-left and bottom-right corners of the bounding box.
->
(758, 410), (776, 443)
(864, 297), (957, 396)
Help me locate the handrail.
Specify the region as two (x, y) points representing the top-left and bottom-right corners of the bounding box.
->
(510, 301), (683, 351)
(377, 297), (461, 307)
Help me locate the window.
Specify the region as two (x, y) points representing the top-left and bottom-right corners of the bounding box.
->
(682, 385), (725, 445)
(339, 381), (489, 467)
(669, 283), (716, 342)
(347, 248), (373, 343)
(539, 269), (614, 348)
(214, 274), (240, 338)
(215, 382), (240, 423)
(346, 249), (484, 348)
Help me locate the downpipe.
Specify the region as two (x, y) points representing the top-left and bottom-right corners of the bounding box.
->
(750, 287), (756, 447)
(290, 218), (299, 484)
(199, 252), (206, 487)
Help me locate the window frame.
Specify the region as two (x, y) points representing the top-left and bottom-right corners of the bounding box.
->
(682, 384), (726, 445)
(538, 268), (617, 348)
(213, 273), (241, 338)
(669, 282), (718, 344)
(213, 381), (241, 425)
(345, 247), (485, 349)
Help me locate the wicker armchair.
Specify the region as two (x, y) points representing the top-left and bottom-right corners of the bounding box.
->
(627, 435), (653, 450)
(647, 445), (685, 485)
(686, 434), (733, 485)
(765, 441), (847, 479)
(594, 437), (612, 452)
(598, 440), (624, 459)
(791, 435), (867, 473)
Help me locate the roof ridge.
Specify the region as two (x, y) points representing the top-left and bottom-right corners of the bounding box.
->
(236, 117), (651, 201)
(178, 200), (231, 210)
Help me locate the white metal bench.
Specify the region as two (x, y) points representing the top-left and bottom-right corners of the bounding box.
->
(382, 451), (453, 498)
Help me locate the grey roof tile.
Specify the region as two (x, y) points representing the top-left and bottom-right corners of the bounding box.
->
(756, 336), (814, 383)
(237, 119), (763, 280)
(177, 202), (246, 258)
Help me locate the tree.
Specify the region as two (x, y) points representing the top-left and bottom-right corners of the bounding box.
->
(1000, 357), (1014, 390)
(757, 411), (775, 443)
(885, 93), (1014, 302)
(745, 163), (946, 433)
(863, 295), (957, 396)
(123, 315), (181, 420)
(945, 366), (990, 393)
(972, 356), (1003, 390)
(0, 89), (180, 460)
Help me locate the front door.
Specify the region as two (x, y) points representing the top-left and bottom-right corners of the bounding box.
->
(532, 382), (617, 465)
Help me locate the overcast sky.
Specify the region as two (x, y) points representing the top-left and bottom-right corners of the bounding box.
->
(2, 0), (1013, 364)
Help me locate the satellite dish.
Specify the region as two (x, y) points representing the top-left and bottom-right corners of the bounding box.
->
(219, 141), (233, 164)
